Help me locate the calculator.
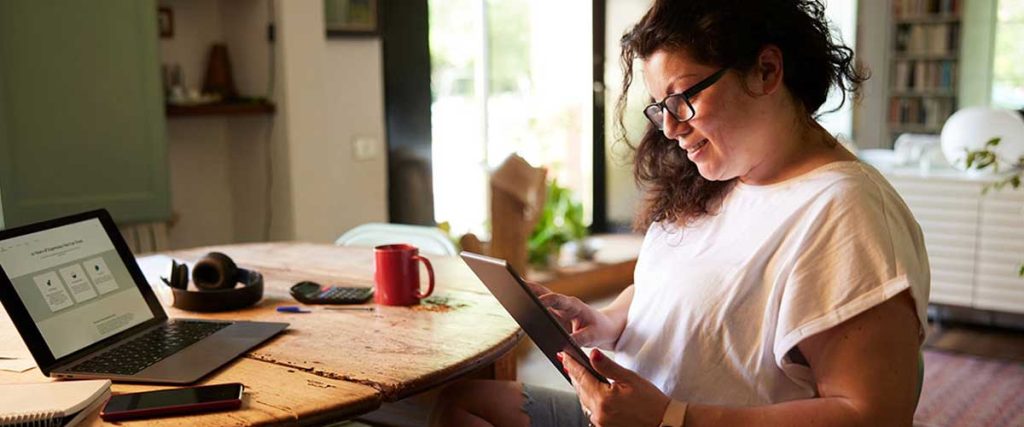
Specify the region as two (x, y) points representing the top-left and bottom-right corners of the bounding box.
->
(289, 281), (374, 304)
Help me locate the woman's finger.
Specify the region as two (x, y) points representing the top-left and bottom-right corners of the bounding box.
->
(539, 293), (584, 314)
(524, 281), (551, 296)
(589, 349), (632, 382)
(547, 308), (574, 331)
(560, 352), (601, 416)
(570, 327), (595, 346)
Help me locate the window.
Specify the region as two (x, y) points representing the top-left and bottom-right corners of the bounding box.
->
(992, 0), (1024, 109)
(429, 0), (593, 238)
(817, 0), (858, 140)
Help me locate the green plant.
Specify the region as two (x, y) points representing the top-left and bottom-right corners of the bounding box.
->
(527, 180), (588, 268)
(964, 137), (1024, 276)
(435, 221), (462, 250)
(964, 137), (1023, 193)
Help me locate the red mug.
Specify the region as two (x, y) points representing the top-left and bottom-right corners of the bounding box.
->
(373, 244), (435, 306)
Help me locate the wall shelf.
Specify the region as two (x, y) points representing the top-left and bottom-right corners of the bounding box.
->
(891, 53), (959, 61)
(890, 89), (957, 97)
(894, 14), (960, 24)
(889, 123), (944, 134)
(165, 101), (275, 117)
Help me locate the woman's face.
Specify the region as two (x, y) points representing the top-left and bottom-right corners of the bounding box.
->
(642, 49), (775, 181)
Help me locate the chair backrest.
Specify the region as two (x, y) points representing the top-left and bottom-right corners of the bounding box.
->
(489, 154), (547, 273)
(335, 223), (458, 256)
(118, 221), (170, 255)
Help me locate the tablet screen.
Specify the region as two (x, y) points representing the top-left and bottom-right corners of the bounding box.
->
(461, 251), (609, 385)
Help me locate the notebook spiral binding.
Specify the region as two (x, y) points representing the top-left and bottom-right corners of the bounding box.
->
(0, 410), (62, 427)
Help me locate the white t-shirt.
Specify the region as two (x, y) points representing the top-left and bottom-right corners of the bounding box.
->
(614, 161), (930, 406)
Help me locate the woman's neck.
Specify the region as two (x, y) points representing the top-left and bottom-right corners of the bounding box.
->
(741, 117), (855, 185)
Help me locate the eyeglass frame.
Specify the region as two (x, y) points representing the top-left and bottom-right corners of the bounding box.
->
(643, 67), (730, 130)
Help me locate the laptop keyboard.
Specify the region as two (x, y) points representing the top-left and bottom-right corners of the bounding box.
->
(69, 320), (231, 376)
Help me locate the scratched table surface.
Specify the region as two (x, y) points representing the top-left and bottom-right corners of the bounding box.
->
(0, 242), (523, 426)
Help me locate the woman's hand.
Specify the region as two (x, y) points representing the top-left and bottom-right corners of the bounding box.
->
(525, 282), (622, 349)
(561, 348), (671, 427)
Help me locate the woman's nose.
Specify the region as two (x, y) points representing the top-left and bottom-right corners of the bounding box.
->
(662, 113), (692, 139)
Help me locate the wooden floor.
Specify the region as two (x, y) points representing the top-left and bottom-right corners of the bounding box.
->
(926, 322), (1024, 361)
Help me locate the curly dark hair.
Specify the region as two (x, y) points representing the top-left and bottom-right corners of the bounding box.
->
(618, 0), (868, 230)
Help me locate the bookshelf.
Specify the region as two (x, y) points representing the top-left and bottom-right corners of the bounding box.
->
(887, 0), (963, 144)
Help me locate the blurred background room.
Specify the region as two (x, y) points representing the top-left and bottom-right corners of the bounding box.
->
(1, 1), (1022, 425)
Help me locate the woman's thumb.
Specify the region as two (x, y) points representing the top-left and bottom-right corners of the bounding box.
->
(590, 349), (630, 381)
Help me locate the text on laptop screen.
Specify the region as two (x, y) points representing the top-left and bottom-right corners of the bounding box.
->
(0, 218), (153, 358)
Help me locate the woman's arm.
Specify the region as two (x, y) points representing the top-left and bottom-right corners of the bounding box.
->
(686, 291), (920, 426)
(562, 291), (921, 427)
(600, 285), (634, 344)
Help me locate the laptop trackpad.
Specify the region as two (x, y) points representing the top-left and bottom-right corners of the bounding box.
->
(138, 321), (287, 383)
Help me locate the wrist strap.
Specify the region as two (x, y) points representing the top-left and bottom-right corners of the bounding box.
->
(660, 399), (687, 427)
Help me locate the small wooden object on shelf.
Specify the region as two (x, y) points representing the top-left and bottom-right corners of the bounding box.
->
(166, 101), (275, 117)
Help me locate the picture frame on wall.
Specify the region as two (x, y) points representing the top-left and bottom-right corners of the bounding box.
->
(158, 7), (174, 38)
(325, 0), (379, 37)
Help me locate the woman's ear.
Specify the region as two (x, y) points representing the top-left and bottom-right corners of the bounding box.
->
(747, 45), (785, 96)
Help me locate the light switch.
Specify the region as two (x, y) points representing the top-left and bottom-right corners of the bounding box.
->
(353, 136), (378, 161)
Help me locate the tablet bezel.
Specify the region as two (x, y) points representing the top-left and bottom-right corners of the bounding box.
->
(460, 251), (609, 385)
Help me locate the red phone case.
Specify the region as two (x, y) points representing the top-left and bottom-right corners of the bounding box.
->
(99, 383), (243, 421)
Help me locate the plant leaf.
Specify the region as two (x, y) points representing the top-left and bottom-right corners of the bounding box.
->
(964, 150), (977, 168)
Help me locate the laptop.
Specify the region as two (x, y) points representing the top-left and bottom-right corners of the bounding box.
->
(0, 209), (288, 384)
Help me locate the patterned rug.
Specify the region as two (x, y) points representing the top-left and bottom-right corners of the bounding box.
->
(914, 350), (1024, 426)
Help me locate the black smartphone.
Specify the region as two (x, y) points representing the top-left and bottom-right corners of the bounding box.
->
(290, 281), (373, 304)
(99, 383), (244, 421)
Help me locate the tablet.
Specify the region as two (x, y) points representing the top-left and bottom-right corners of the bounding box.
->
(460, 251), (609, 385)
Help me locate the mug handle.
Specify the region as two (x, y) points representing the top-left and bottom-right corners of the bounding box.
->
(414, 255), (435, 300)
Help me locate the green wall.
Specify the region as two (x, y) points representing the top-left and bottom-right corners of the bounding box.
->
(0, 0), (170, 228)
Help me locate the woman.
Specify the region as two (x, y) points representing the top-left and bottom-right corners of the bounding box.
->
(433, 0), (929, 426)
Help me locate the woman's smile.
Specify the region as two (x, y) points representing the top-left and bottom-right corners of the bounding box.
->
(679, 138), (709, 160)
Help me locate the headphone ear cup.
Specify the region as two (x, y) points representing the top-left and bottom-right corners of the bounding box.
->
(169, 261), (189, 290)
(191, 252), (238, 290)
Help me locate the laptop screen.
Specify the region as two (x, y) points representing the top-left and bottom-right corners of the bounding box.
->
(0, 218), (154, 359)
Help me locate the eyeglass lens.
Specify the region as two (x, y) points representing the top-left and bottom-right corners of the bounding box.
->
(645, 96), (694, 130)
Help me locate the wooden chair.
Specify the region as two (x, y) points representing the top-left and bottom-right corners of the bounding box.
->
(462, 154), (547, 274)
(117, 221), (170, 255)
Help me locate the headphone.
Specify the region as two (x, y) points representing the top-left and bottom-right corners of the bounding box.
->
(162, 252), (264, 312)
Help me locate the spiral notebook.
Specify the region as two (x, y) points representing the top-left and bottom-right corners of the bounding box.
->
(0, 379), (110, 427)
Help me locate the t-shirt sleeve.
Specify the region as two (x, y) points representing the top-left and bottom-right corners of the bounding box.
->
(772, 177), (930, 372)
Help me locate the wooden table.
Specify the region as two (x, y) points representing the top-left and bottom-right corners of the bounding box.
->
(0, 243), (523, 426)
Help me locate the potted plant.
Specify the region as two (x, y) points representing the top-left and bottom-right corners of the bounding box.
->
(527, 180), (588, 268)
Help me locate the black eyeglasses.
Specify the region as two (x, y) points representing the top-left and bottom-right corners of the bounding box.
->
(643, 67), (729, 130)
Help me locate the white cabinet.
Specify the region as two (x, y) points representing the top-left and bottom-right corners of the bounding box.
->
(976, 191), (1024, 312)
(882, 167), (1024, 314)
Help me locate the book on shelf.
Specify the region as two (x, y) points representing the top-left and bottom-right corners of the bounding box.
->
(893, 0), (961, 17)
(892, 60), (957, 92)
(0, 380), (111, 427)
(889, 0), (961, 145)
(893, 22), (959, 56)
(889, 97), (955, 130)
